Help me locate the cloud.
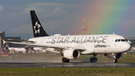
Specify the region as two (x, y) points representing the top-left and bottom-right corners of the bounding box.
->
(8, 24), (32, 37)
(0, 2), (82, 39)
(43, 20), (61, 30)
(52, 7), (65, 14)
(23, 2), (78, 32)
(24, 2), (81, 12)
(25, 2), (78, 9)
(0, 5), (4, 11)
(24, 3), (71, 21)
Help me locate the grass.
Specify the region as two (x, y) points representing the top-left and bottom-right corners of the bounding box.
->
(0, 68), (135, 76)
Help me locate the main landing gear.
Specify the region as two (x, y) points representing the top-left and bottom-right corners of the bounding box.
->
(62, 58), (70, 63)
(90, 54), (98, 63)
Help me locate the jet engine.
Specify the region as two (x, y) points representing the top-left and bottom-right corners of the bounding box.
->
(63, 49), (80, 59)
(104, 53), (122, 63)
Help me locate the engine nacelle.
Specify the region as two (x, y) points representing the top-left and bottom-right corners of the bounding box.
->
(63, 49), (80, 59)
(105, 53), (122, 60)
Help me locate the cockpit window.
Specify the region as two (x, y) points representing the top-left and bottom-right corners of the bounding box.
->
(115, 39), (127, 42)
(115, 39), (120, 42)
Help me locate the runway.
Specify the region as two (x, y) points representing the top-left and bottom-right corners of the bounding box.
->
(0, 62), (135, 68)
(0, 53), (135, 68)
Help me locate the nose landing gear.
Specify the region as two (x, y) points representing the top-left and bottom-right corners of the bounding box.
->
(113, 59), (118, 63)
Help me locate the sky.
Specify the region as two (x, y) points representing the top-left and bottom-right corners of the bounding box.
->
(0, 0), (135, 39)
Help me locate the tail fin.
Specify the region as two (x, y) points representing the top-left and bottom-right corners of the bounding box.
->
(2, 40), (9, 51)
(30, 10), (49, 37)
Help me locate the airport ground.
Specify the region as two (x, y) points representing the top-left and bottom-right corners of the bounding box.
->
(0, 52), (135, 76)
(0, 52), (135, 63)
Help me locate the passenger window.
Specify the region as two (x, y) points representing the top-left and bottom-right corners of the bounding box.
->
(121, 39), (125, 42)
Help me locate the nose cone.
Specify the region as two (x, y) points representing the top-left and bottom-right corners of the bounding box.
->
(124, 43), (131, 51)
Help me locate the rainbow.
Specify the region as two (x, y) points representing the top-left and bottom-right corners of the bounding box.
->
(72, 0), (135, 37)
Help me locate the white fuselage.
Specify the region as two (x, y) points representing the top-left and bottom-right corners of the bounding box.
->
(28, 34), (130, 54)
(9, 47), (26, 53)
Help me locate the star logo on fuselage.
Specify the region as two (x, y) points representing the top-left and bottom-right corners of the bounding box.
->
(34, 22), (41, 34)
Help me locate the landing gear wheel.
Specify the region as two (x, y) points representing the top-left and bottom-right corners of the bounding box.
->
(62, 58), (66, 63)
(90, 57), (98, 63)
(113, 59), (118, 63)
(62, 58), (70, 63)
(66, 59), (70, 63)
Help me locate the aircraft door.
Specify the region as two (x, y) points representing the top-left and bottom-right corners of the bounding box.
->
(110, 37), (118, 52)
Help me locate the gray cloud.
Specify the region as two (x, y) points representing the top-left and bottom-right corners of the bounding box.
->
(0, 5), (4, 11)
(9, 24), (31, 35)
(0, 2), (81, 39)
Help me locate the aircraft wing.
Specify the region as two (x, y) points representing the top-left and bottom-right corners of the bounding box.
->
(11, 42), (86, 51)
(5, 40), (35, 43)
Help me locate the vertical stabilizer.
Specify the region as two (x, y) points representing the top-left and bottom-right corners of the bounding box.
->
(30, 10), (49, 37)
(2, 40), (9, 51)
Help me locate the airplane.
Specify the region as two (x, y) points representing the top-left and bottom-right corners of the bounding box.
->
(29, 46), (46, 53)
(11, 10), (131, 63)
(3, 40), (46, 53)
(2, 40), (27, 53)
